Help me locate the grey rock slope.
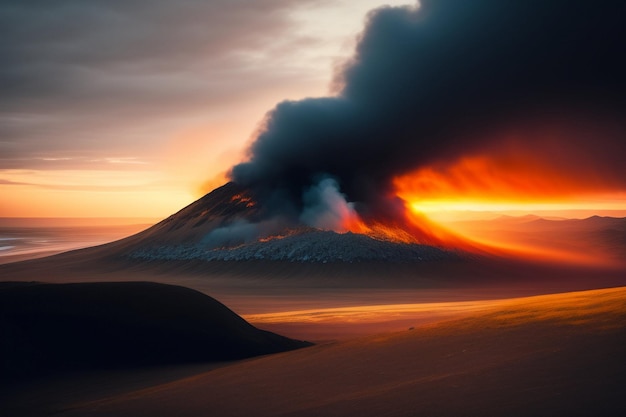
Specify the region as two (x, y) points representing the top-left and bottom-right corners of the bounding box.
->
(129, 229), (458, 263)
(124, 183), (460, 263)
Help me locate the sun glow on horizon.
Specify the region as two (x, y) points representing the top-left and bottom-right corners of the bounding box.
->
(391, 149), (626, 266)
(407, 196), (626, 222)
(400, 198), (626, 267)
(394, 149), (626, 221)
(0, 168), (196, 218)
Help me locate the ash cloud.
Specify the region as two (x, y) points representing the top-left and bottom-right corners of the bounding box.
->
(231, 0), (626, 220)
(300, 177), (359, 231)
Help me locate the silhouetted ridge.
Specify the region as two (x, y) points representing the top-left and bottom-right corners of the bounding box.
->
(0, 281), (311, 382)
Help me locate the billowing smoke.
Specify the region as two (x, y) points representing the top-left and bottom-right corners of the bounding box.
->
(300, 177), (360, 231)
(230, 0), (626, 224)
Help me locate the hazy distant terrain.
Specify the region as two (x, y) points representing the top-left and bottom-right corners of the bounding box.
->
(449, 215), (626, 267)
(0, 218), (154, 264)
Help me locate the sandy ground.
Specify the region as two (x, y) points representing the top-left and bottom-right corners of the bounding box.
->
(3, 286), (625, 417)
(243, 299), (505, 341)
(2, 239), (626, 416)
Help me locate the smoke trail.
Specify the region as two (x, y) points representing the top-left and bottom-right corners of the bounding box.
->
(230, 0), (626, 222)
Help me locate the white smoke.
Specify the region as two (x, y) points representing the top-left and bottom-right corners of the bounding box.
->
(201, 178), (361, 249)
(300, 177), (360, 232)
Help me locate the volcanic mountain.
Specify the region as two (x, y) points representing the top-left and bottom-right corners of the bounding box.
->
(2, 182), (625, 296)
(122, 182), (461, 264)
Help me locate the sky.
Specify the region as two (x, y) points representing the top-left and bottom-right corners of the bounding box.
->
(0, 0), (411, 218)
(2, 0), (625, 222)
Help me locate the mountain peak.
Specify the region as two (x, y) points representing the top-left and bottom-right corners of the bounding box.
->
(121, 183), (462, 264)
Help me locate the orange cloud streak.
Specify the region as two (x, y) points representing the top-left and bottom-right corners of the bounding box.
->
(392, 145), (626, 266)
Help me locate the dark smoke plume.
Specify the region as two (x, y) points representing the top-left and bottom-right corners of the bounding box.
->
(230, 0), (626, 221)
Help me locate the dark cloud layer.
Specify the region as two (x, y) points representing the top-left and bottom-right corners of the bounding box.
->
(231, 0), (626, 219)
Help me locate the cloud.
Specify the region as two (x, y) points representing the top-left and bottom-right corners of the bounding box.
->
(1, 0), (317, 102)
(0, 179), (28, 186)
(0, 0), (326, 167)
(231, 0), (626, 219)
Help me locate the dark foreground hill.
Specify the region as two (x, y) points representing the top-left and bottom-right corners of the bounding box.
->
(0, 281), (311, 382)
(5, 286), (626, 417)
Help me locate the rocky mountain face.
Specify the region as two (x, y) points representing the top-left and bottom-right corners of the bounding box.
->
(132, 182), (261, 246)
(124, 183), (460, 264)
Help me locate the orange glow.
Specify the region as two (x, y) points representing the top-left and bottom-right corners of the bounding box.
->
(342, 217), (420, 244)
(244, 286), (626, 325)
(230, 194), (256, 208)
(395, 154), (621, 205)
(0, 169), (195, 218)
(392, 151), (626, 266)
(244, 300), (500, 324)
(243, 287), (626, 341)
(337, 200), (475, 249)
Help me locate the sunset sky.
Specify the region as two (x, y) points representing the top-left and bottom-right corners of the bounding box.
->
(2, 1), (625, 221)
(1, 0), (410, 218)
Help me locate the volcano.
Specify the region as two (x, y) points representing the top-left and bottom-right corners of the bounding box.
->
(123, 182), (462, 264)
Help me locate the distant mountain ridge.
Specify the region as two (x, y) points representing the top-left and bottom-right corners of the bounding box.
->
(451, 214), (626, 265)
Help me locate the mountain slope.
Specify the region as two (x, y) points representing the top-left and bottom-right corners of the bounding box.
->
(129, 229), (458, 263)
(129, 182), (259, 246)
(122, 182), (460, 263)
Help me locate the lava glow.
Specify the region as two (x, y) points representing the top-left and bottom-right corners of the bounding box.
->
(341, 217), (423, 245)
(279, 146), (626, 268)
(339, 199), (474, 249)
(231, 194), (256, 208)
(395, 154), (618, 208)
(391, 152), (626, 266)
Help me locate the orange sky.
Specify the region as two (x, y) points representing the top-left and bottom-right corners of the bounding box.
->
(2, 1), (625, 222)
(0, 1), (410, 219)
(393, 152), (626, 222)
